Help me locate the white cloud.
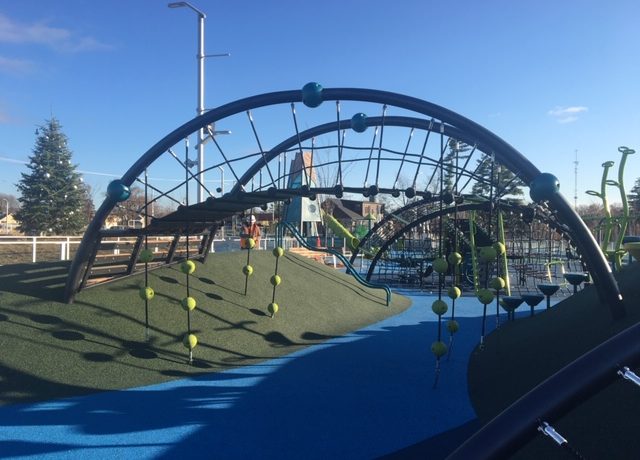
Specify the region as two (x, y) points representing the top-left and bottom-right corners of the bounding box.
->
(547, 106), (588, 124)
(0, 56), (34, 74)
(0, 13), (110, 52)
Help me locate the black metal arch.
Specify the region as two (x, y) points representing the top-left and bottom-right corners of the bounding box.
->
(65, 87), (624, 321)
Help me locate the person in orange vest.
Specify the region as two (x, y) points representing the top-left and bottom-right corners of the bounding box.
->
(240, 215), (261, 249)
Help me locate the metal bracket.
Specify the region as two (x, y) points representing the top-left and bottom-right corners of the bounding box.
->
(618, 366), (640, 387)
(538, 421), (567, 446)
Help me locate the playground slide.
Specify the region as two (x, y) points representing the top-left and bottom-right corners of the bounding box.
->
(322, 212), (360, 250)
(278, 222), (391, 306)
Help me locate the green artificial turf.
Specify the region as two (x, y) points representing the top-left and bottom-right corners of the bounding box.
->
(0, 250), (410, 406)
(468, 262), (640, 459)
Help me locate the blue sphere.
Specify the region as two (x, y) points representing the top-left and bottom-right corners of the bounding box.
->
(107, 180), (131, 202)
(351, 113), (368, 133)
(529, 173), (560, 203)
(302, 82), (323, 108)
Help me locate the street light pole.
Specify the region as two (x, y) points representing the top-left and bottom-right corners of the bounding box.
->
(168, 2), (228, 203)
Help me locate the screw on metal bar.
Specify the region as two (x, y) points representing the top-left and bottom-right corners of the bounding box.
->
(618, 367), (640, 387)
(538, 421), (567, 446)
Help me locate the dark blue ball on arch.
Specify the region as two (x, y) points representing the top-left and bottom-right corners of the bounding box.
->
(529, 173), (560, 203)
(301, 82), (323, 108)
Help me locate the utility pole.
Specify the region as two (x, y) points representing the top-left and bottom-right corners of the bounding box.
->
(573, 149), (579, 210)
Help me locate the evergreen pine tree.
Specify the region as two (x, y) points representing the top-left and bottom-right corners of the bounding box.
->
(16, 118), (89, 235)
(628, 177), (640, 214)
(471, 154), (525, 198)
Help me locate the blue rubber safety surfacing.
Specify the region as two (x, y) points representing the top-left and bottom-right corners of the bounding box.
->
(0, 294), (556, 459)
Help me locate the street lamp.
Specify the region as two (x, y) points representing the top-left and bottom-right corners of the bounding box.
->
(1, 199), (8, 234)
(168, 1), (229, 203)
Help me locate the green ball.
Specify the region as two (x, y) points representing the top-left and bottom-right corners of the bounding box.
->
(447, 285), (462, 300)
(268, 302), (279, 315)
(478, 246), (497, 263)
(270, 275), (281, 286)
(433, 257), (448, 274)
(181, 296), (197, 311)
(490, 277), (506, 290)
(181, 260), (196, 274)
(139, 286), (154, 300)
(493, 242), (506, 256)
(139, 249), (154, 263)
(242, 264), (253, 276)
(245, 237), (256, 249)
(447, 319), (460, 333)
(431, 299), (448, 316)
(272, 247), (284, 258)
(431, 340), (448, 358)
(447, 252), (463, 266)
(477, 288), (495, 305)
(183, 333), (198, 349)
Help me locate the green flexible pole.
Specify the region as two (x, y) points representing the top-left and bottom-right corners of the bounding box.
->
(498, 211), (511, 296)
(614, 146), (636, 269)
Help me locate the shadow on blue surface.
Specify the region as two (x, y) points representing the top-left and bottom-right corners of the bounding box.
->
(0, 296), (554, 459)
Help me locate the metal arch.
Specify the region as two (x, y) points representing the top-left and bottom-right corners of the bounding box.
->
(362, 200), (581, 282)
(66, 87), (624, 319)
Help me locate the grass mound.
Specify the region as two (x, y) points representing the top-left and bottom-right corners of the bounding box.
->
(468, 262), (640, 459)
(0, 250), (409, 406)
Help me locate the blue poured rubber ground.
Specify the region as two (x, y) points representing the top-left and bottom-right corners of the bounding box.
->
(0, 293), (557, 459)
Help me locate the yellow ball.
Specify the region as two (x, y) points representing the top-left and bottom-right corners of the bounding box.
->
(242, 265), (253, 276)
(268, 302), (279, 315)
(447, 286), (461, 300)
(477, 288), (495, 305)
(139, 286), (154, 300)
(447, 252), (463, 266)
(447, 319), (460, 333)
(181, 260), (196, 274)
(431, 299), (448, 316)
(245, 237), (256, 249)
(490, 277), (506, 290)
(139, 249), (154, 263)
(272, 247), (284, 258)
(431, 340), (448, 358)
(181, 296), (197, 311)
(270, 275), (281, 286)
(433, 257), (448, 274)
(183, 333), (198, 349)
(493, 242), (506, 255)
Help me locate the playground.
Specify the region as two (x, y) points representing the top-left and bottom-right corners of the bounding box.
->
(1, 83), (639, 459)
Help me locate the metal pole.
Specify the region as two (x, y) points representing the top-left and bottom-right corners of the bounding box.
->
(197, 12), (206, 203)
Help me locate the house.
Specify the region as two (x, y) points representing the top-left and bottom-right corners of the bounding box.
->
(322, 198), (383, 237)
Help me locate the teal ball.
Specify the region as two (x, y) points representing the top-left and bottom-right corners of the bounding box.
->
(350, 113), (368, 133)
(107, 180), (131, 202)
(529, 173), (560, 203)
(302, 82), (323, 108)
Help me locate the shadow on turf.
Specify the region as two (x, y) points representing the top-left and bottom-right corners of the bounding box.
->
(0, 261), (69, 302)
(0, 315), (481, 459)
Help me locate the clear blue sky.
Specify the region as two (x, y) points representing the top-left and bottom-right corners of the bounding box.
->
(0, 0), (638, 206)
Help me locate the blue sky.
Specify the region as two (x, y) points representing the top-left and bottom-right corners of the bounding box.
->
(0, 0), (638, 206)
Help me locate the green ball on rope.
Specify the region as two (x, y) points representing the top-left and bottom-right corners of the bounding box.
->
(181, 296), (197, 311)
(431, 299), (448, 316)
(242, 265), (253, 276)
(268, 302), (279, 317)
(270, 275), (281, 286)
(272, 246), (284, 258)
(447, 285), (462, 300)
(431, 340), (448, 358)
(244, 237), (256, 249)
(183, 333), (198, 349)
(490, 277), (506, 290)
(139, 286), (154, 300)
(433, 257), (448, 274)
(493, 242), (506, 256)
(447, 319), (460, 334)
(447, 252), (463, 266)
(139, 249), (154, 263)
(181, 260), (196, 274)
(477, 288), (495, 305)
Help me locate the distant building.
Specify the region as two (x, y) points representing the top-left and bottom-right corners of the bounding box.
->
(282, 151), (322, 236)
(322, 198), (383, 237)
